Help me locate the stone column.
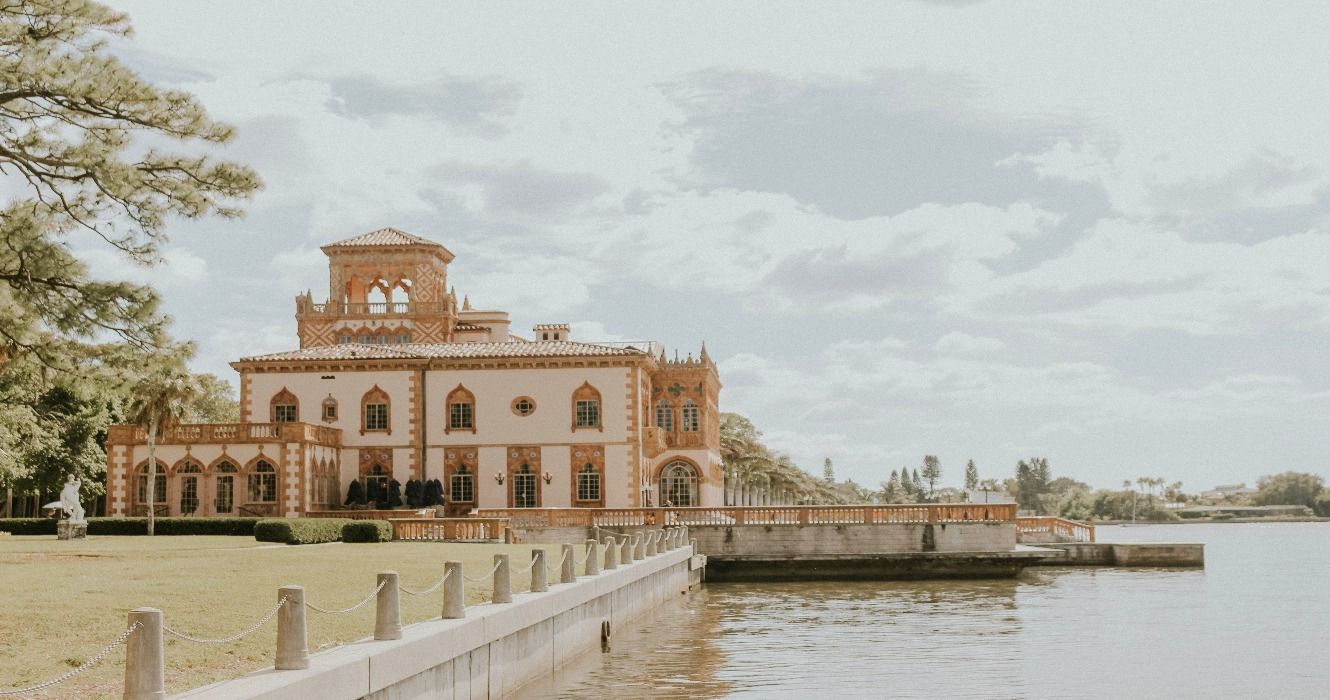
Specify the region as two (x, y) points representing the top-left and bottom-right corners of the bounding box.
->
(275, 585), (309, 670)
(124, 608), (164, 700)
(604, 536), (619, 570)
(442, 561), (465, 619)
(492, 554), (512, 604)
(621, 534), (634, 563)
(634, 532), (647, 560)
(374, 571), (401, 640)
(585, 539), (601, 576)
(531, 550), (548, 592)
(561, 543), (577, 583)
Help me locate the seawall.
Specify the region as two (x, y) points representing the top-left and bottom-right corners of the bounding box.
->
(1031, 542), (1205, 567)
(176, 545), (700, 699)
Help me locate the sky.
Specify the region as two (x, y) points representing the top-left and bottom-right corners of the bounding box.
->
(91, 1), (1330, 492)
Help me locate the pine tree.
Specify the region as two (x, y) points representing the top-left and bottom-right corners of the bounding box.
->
(964, 460), (979, 491)
(823, 458), (834, 483)
(921, 455), (941, 501)
(912, 469), (924, 502)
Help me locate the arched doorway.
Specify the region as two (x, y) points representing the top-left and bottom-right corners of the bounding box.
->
(659, 461), (699, 507)
(213, 461), (238, 515)
(177, 462), (203, 515)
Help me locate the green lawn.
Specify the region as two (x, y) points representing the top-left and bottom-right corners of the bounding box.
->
(0, 535), (563, 698)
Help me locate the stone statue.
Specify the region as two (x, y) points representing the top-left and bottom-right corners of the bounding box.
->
(43, 475), (86, 523)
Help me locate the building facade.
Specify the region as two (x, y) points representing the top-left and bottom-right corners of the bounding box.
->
(104, 228), (722, 518)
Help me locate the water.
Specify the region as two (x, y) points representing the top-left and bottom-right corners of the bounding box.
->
(515, 522), (1330, 699)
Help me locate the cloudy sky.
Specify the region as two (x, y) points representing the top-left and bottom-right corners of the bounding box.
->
(98, 1), (1330, 492)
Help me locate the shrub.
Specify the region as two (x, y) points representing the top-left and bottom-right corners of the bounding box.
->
(0, 517), (260, 536)
(341, 520), (392, 543)
(254, 518), (353, 545)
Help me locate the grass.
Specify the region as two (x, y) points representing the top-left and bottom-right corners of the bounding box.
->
(0, 535), (564, 698)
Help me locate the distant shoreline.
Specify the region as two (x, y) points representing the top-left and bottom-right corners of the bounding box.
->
(1092, 517), (1329, 525)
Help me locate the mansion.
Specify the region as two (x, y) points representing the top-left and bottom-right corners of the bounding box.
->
(104, 228), (722, 518)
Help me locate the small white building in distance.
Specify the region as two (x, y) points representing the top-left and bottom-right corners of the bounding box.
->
(104, 228), (721, 518)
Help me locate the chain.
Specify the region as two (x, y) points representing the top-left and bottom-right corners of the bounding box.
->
(463, 560), (503, 583)
(509, 556), (538, 574)
(307, 580), (387, 615)
(399, 569), (451, 597)
(0, 622), (140, 696)
(164, 597), (288, 645)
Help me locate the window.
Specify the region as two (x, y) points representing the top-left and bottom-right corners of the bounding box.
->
(270, 388), (299, 423)
(365, 464), (389, 502)
(681, 400), (700, 432)
(513, 464), (537, 508)
(137, 463), (167, 505)
(655, 400), (674, 432)
(572, 382), (601, 430)
(446, 384), (476, 432)
(214, 461), (236, 513)
(361, 385), (391, 434)
(338, 335), (352, 344)
(248, 460), (277, 503)
(450, 465), (474, 503)
(576, 463), (601, 502)
(511, 396), (535, 416)
(178, 462), (202, 514)
(376, 334), (389, 344)
(660, 461), (698, 507)
(358, 335), (371, 344)
(397, 334), (410, 344)
(322, 396), (338, 422)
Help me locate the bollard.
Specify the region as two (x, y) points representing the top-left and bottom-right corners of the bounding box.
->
(375, 571), (402, 640)
(561, 543), (577, 583)
(442, 561), (465, 619)
(634, 532), (647, 560)
(124, 608), (164, 700)
(531, 549), (549, 592)
(664, 528), (676, 551)
(493, 554), (512, 604)
(690, 538), (698, 556)
(275, 585), (309, 670)
(604, 536), (619, 570)
(671, 528), (682, 550)
(585, 539), (602, 576)
(621, 534), (634, 563)
(646, 531), (658, 557)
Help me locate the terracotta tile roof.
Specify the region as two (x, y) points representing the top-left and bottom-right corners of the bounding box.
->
(238, 341), (647, 363)
(323, 227), (452, 252)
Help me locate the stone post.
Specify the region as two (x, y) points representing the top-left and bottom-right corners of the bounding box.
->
(561, 543), (577, 583)
(665, 528), (676, 550)
(635, 532), (647, 560)
(124, 608), (164, 700)
(690, 538), (698, 556)
(621, 534), (634, 563)
(604, 536), (619, 570)
(531, 549), (548, 592)
(645, 531), (658, 557)
(374, 572), (401, 641)
(492, 554), (512, 604)
(442, 561), (465, 619)
(585, 539), (601, 576)
(275, 585), (309, 670)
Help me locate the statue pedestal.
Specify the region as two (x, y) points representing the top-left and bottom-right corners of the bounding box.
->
(57, 521), (87, 540)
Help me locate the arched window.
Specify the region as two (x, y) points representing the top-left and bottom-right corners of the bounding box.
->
(446, 384), (476, 432)
(572, 382), (602, 431)
(576, 463), (601, 503)
(660, 461), (699, 507)
(213, 461), (237, 513)
(322, 395), (338, 423)
(247, 460), (277, 503)
(450, 465), (475, 504)
(270, 388), (299, 423)
(176, 461), (203, 514)
(136, 462), (167, 506)
(655, 400), (674, 432)
(681, 400), (700, 433)
(361, 385), (390, 434)
(512, 464), (538, 508)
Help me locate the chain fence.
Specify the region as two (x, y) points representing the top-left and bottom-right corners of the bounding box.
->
(0, 622), (141, 697)
(163, 597), (288, 645)
(398, 569), (451, 597)
(463, 559), (503, 583)
(307, 579), (388, 615)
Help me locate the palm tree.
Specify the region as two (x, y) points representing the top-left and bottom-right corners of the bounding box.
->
(127, 370), (199, 536)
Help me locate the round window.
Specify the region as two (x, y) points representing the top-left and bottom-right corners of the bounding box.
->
(511, 396), (536, 416)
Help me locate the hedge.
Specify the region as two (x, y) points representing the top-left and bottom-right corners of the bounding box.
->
(341, 520), (392, 543)
(254, 518), (353, 545)
(0, 518), (260, 536)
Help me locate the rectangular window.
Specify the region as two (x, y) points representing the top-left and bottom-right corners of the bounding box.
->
(450, 471), (474, 503)
(365, 403), (388, 431)
(575, 400), (600, 428)
(450, 402), (474, 430)
(248, 474), (276, 503)
(682, 404), (700, 432)
(273, 404), (297, 423)
(215, 476), (234, 513)
(323, 403), (337, 420)
(338, 335), (352, 344)
(577, 470), (601, 502)
(397, 334), (410, 344)
(138, 474), (167, 504)
(376, 335), (389, 344)
(358, 335), (371, 344)
(180, 477), (199, 514)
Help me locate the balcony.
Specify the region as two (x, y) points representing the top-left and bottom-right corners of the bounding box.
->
(296, 299), (449, 318)
(643, 426), (668, 458)
(107, 422), (342, 447)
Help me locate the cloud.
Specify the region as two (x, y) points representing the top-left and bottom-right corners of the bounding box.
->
(936, 332), (1005, 355)
(429, 161), (610, 217)
(325, 74), (521, 136)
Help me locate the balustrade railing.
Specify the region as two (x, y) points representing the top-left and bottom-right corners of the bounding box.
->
(390, 518), (510, 542)
(475, 503), (1018, 527)
(1015, 516), (1095, 542)
(299, 301), (448, 316)
(110, 422), (342, 446)
(306, 509), (434, 521)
